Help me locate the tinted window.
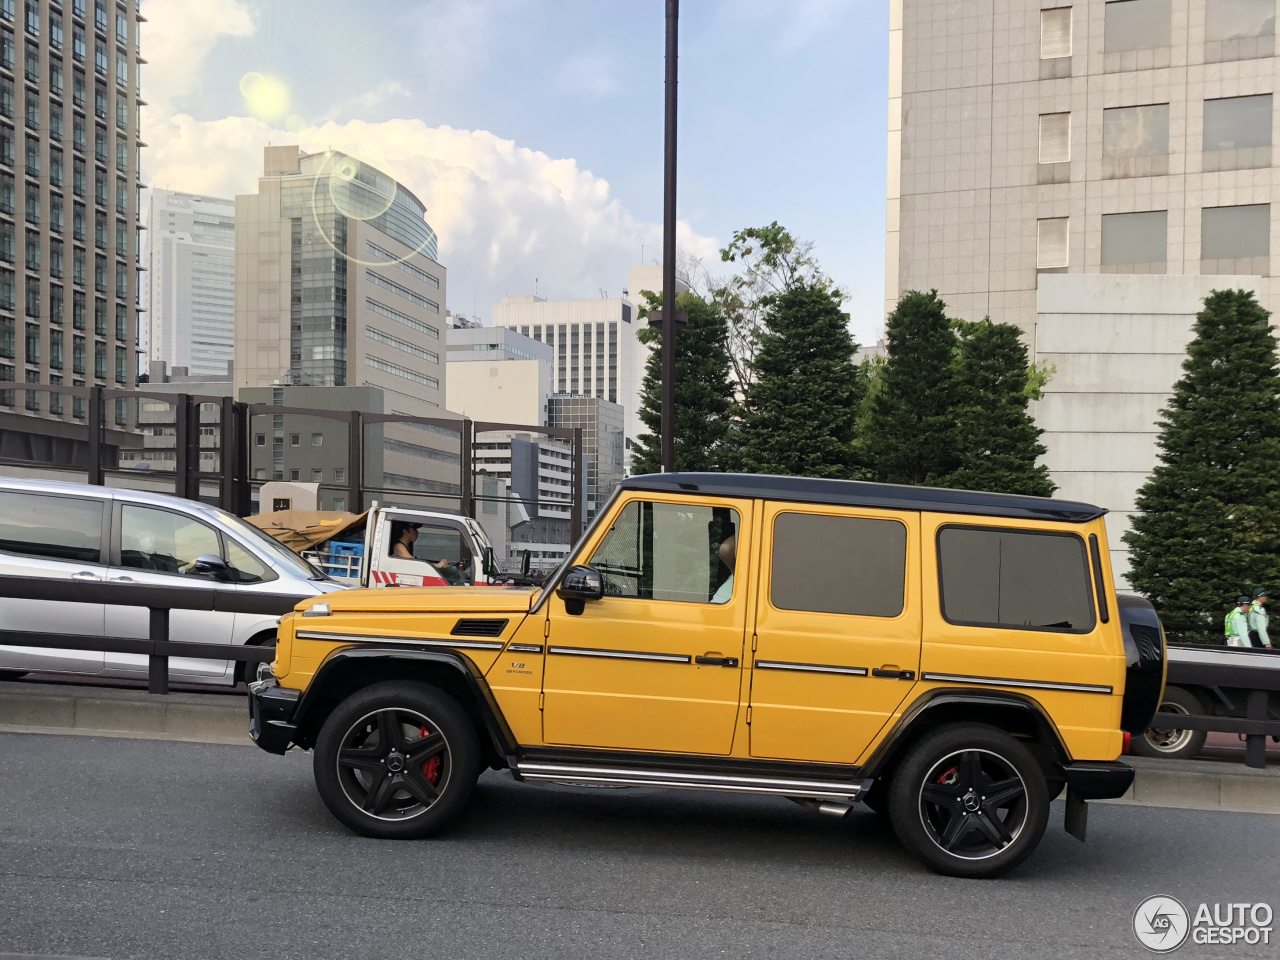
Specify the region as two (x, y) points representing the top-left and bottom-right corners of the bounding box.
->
(120, 505), (221, 577)
(1203, 94), (1273, 150)
(938, 526), (1094, 632)
(1101, 210), (1168, 265)
(1202, 203), (1270, 260)
(771, 513), (907, 617)
(1104, 0), (1171, 52)
(0, 490), (102, 562)
(590, 501), (738, 604)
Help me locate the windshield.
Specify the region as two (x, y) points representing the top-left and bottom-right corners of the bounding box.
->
(204, 506), (329, 581)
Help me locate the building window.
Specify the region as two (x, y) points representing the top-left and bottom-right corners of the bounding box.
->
(49, 283), (61, 323)
(93, 296), (104, 334)
(93, 255), (104, 292)
(48, 373), (62, 415)
(0, 28), (11, 71)
(22, 0), (34, 35)
(1206, 0), (1275, 62)
(0, 316), (10, 357)
(334, 467), (345, 484)
(49, 11), (61, 48)
(1040, 7), (1072, 58)
(311, 468), (322, 482)
(93, 123), (106, 162)
(114, 302), (125, 341)
(115, 12), (126, 44)
(93, 85), (105, 119)
(333, 498), (346, 511)
(73, 157), (85, 196)
(93, 0), (106, 32)
(1103, 0), (1171, 71)
(22, 40), (35, 80)
(255, 433), (265, 446)
(1203, 94), (1272, 172)
(94, 168), (105, 205)
(1101, 210), (1168, 273)
(1038, 113), (1070, 164)
(1202, 204), (1270, 275)
(23, 92), (37, 130)
(113, 260), (125, 299)
(311, 432), (323, 446)
(49, 238), (62, 277)
(288, 468), (300, 482)
(49, 108), (62, 144)
(114, 344), (125, 383)
(73, 115), (85, 153)
(0, 1), (9, 22)
(72, 290), (84, 329)
(0, 79), (11, 119)
(73, 202), (85, 240)
(289, 433), (300, 446)
(50, 197), (62, 232)
(92, 40), (104, 75)
(49, 58), (62, 95)
(93, 213), (104, 248)
(115, 57), (125, 88)
(48, 327), (62, 369)
(23, 135), (38, 177)
(115, 134), (126, 171)
(23, 319), (37, 360)
(23, 228), (38, 270)
(1101, 103), (1170, 178)
(23, 368), (38, 410)
(114, 97), (126, 131)
(1037, 217), (1069, 269)
(115, 175), (126, 213)
(23, 189), (37, 223)
(366, 325), (439, 364)
(71, 333), (84, 373)
(72, 70), (85, 108)
(93, 340), (104, 378)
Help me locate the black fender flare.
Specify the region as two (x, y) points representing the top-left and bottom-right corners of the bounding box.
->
(861, 687), (1074, 779)
(293, 646), (519, 763)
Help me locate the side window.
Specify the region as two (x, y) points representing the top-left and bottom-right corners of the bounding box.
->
(771, 512), (907, 617)
(225, 539), (272, 584)
(937, 526), (1095, 632)
(590, 500), (739, 604)
(387, 518), (473, 584)
(0, 490), (103, 563)
(120, 505), (221, 577)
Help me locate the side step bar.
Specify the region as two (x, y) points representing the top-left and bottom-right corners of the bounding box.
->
(513, 760), (873, 801)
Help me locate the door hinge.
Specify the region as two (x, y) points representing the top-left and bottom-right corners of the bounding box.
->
(751, 632), (758, 653)
(538, 692), (545, 711)
(745, 706), (752, 724)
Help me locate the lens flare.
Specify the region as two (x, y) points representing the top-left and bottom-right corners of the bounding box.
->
(240, 72), (290, 120)
(284, 114), (308, 134)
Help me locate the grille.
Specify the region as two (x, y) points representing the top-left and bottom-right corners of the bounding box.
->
(451, 618), (509, 638)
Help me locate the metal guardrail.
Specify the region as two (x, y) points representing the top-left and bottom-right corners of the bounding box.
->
(0, 574), (301, 695)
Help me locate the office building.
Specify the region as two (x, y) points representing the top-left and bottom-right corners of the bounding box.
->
(473, 431), (576, 567)
(886, 0), (1280, 576)
(0, 0), (144, 441)
(548, 393), (623, 523)
(146, 188), (234, 379)
(235, 146), (459, 503)
(445, 324), (552, 426)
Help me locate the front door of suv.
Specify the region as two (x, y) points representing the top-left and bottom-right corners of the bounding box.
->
(748, 504), (921, 766)
(541, 495), (752, 756)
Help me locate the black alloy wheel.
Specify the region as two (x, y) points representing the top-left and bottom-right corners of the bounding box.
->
(313, 682), (481, 839)
(888, 724), (1049, 878)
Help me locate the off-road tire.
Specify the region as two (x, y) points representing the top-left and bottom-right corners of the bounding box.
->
(887, 723), (1050, 879)
(313, 681), (482, 839)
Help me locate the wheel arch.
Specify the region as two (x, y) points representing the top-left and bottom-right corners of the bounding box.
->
(236, 627), (280, 684)
(862, 689), (1072, 784)
(292, 647), (517, 769)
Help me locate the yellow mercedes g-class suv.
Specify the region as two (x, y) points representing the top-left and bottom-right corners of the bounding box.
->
(248, 473), (1165, 878)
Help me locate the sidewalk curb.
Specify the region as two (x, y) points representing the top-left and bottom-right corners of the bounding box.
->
(2, 683), (1278, 812)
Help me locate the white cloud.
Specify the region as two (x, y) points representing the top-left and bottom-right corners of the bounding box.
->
(554, 51), (620, 99)
(138, 0), (254, 113)
(415, 0), (526, 90)
(320, 80), (413, 122)
(143, 114), (718, 318)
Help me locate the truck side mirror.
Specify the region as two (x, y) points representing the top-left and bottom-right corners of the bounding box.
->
(483, 546), (497, 578)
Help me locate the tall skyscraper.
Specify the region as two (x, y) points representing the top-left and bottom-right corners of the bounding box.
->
(0, 0), (143, 432)
(146, 188), (234, 379)
(886, 0), (1280, 576)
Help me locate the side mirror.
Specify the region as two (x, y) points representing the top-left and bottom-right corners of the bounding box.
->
(193, 554), (230, 577)
(521, 548), (531, 578)
(483, 546), (498, 578)
(557, 565), (604, 602)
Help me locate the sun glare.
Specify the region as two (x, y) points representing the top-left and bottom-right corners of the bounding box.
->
(240, 72), (290, 120)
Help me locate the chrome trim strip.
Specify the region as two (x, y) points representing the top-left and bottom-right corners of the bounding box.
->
(515, 762), (870, 800)
(922, 671), (1113, 695)
(508, 643), (545, 654)
(755, 660), (868, 677)
(295, 631), (506, 651)
(546, 645), (691, 664)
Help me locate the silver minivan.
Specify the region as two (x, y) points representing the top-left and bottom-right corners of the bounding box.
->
(0, 478), (346, 686)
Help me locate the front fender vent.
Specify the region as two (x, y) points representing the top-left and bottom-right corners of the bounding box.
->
(451, 618), (509, 638)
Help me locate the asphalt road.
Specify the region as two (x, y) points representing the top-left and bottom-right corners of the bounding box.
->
(0, 732), (1276, 960)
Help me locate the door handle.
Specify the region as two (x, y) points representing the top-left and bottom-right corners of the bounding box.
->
(71, 571), (99, 580)
(872, 667), (916, 680)
(695, 655), (739, 667)
(111, 576), (137, 583)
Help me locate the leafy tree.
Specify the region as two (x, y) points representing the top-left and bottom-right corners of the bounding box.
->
(715, 222), (825, 392)
(945, 319), (1056, 497)
(863, 290), (960, 485)
(631, 291), (736, 474)
(728, 281), (863, 478)
(1125, 289), (1280, 631)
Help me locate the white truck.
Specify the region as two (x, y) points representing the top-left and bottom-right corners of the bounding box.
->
(248, 504), (510, 589)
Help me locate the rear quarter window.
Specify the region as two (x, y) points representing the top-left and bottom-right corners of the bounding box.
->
(0, 490), (105, 563)
(771, 512), (907, 617)
(937, 525), (1095, 633)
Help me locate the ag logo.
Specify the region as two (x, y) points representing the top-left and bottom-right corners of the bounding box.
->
(1134, 896), (1190, 952)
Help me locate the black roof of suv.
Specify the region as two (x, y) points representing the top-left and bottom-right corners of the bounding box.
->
(618, 473), (1106, 524)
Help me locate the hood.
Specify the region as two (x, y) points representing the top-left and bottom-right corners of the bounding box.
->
(296, 585), (541, 616)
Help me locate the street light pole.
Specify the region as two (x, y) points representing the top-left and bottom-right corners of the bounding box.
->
(661, 0), (679, 473)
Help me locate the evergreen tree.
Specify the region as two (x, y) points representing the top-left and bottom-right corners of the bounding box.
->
(1124, 289), (1280, 631)
(631, 291), (736, 474)
(863, 290), (960, 485)
(945, 319), (1056, 497)
(728, 281), (862, 478)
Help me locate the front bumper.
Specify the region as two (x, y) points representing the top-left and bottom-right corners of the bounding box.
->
(1062, 760), (1134, 800)
(247, 678), (301, 755)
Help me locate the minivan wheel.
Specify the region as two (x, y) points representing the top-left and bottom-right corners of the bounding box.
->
(1129, 686), (1207, 760)
(313, 682), (482, 839)
(888, 724), (1049, 879)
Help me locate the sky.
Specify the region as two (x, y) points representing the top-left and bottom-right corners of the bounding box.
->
(139, 0), (889, 345)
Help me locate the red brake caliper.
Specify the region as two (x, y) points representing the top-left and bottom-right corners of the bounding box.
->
(420, 725), (442, 785)
(936, 765), (959, 786)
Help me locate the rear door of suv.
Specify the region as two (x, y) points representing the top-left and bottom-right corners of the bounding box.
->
(0, 486), (110, 676)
